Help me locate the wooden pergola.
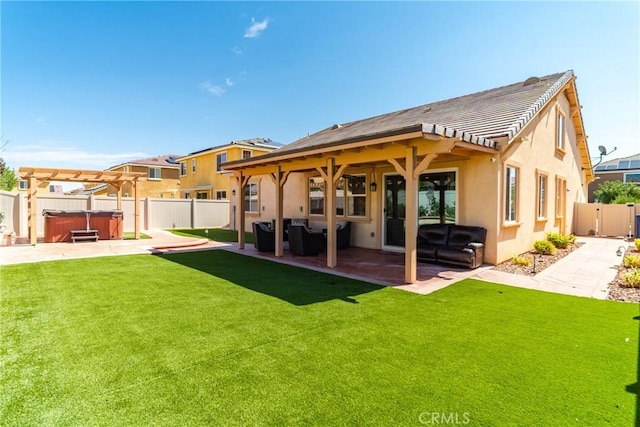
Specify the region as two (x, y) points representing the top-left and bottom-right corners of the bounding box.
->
(18, 167), (146, 245)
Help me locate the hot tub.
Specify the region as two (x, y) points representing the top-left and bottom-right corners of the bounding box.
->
(43, 210), (123, 243)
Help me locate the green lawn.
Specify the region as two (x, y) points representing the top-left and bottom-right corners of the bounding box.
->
(123, 231), (151, 240)
(1, 250), (638, 425)
(169, 227), (253, 244)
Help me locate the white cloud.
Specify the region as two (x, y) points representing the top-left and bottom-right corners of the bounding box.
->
(244, 18), (269, 38)
(2, 142), (147, 170)
(232, 46), (243, 55)
(225, 77), (235, 87)
(199, 81), (225, 96)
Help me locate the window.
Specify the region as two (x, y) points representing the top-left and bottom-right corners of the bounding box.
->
(148, 167), (161, 180)
(624, 173), (640, 185)
(342, 175), (366, 217)
(184, 192), (190, 199)
(309, 177), (325, 215)
(216, 190), (227, 200)
(536, 173), (547, 219)
(18, 180), (28, 190)
(216, 152), (227, 172)
(556, 109), (566, 153)
(505, 166), (518, 223)
(242, 150), (251, 160)
(244, 183), (258, 213)
(191, 159), (196, 173)
(196, 192), (208, 199)
(123, 166), (130, 172)
(309, 174), (367, 218)
(555, 177), (566, 218)
(180, 162), (187, 176)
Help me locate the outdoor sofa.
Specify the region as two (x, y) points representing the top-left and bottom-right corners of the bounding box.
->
(416, 224), (487, 269)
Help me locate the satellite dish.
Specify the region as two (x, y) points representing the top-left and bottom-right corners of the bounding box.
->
(598, 145), (607, 155)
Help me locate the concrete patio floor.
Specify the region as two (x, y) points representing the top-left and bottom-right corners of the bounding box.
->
(0, 231), (629, 300)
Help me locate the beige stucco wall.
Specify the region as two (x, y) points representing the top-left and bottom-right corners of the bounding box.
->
(93, 165), (180, 198)
(493, 92), (589, 263)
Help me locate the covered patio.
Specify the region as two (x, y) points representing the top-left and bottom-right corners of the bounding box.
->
(223, 125), (498, 284)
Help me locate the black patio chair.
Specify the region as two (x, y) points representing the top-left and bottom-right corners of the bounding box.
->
(252, 221), (275, 252)
(287, 224), (325, 256)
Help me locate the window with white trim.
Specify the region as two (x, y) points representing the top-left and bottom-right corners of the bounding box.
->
(505, 166), (518, 223)
(148, 167), (161, 180)
(18, 180), (28, 190)
(180, 162), (187, 176)
(556, 110), (566, 152)
(191, 159), (196, 173)
(242, 150), (251, 160)
(536, 173), (547, 219)
(216, 152), (227, 172)
(309, 174), (367, 218)
(216, 190), (227, 200)
(244, 182), (258, 213)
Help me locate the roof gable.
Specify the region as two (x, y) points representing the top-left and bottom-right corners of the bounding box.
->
(108, 154), (183, 170)
(272, 71), (574, 155)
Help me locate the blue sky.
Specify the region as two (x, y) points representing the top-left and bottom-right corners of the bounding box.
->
(2, 1), (639, 177)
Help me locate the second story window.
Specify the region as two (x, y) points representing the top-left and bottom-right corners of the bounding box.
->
(242, 150), (251, 159)
(149, 167), (161, 180)
(180, 162), (187, 176)
(18, 180), (28, 190)
(216, 152), (227, 172)
(556, 109), (566, 153)
(191, 159), (196, 173)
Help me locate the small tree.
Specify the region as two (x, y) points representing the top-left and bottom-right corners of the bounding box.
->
(593, 180), (640, 204)
(0, 158), (18, 191)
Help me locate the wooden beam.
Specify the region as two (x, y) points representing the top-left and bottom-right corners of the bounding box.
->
(274, 166), (284, 257)
(388, 158), (406, 178)
(134, 180), (140, 239)
(414, 153), (438, 179)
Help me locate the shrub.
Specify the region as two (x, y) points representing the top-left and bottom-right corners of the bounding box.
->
(624, 254), (640, 269)
(635, 239), (640, 251)
(622, 269), (640, 288)
(534, 240), (556, 255)
(568, 234), (577, 244)
(512, 255), (531, 266)
(546, 232), (570, 249)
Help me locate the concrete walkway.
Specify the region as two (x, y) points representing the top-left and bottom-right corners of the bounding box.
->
(0, 232), (628, 300)
(474, 236), (627, 299)
(0, 229), (230, 266)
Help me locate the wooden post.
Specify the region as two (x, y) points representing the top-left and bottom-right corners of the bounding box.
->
(116, 183), (123, 211)
(134, 180), (140, 240)
(404, 147), (418, 284)
(237, 173), (247, 249)
(271, 166), (285, 257)
(325, 158), (337, 268)
(28, 176), (37, 246)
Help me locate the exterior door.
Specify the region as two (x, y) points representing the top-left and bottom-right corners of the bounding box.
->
(384, 175), (405, 247)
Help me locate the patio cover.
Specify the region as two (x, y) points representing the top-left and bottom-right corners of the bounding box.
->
(18, 167), (146, 245)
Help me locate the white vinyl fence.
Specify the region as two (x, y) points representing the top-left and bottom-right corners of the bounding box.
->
(573, 202), (639, 238)
(0, 191), (229, 237)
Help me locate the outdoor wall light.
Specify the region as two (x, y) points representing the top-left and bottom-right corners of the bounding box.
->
(616, 246), (626, 257)
(370, 182), (377, 192)
(231, 189), (236, 196)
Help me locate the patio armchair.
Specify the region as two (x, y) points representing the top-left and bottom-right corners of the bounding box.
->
(287, 224), (325, 256)
(252, 221), (276, 252)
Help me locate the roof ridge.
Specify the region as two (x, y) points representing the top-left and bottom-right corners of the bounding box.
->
(503, 70), (574, 140)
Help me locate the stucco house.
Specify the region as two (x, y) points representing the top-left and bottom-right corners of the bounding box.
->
(86, 154), (182, 198)
(176, 138), (279, 200)
(588, 153), (640, 202)
(223, 70), (594, 283)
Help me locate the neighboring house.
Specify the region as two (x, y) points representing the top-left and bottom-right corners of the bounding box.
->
(14, 179), (55, 194)
(223, 70), (594, 283)
(86, 154), (182, 198)
(177, 138), (279, 200)
(588, 153), (640, 202)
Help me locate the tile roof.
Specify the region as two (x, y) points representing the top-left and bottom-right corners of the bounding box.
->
(274, 70), (574, 154)
(109, 154), (183, 170)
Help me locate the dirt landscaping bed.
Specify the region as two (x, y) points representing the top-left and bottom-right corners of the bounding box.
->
(607, 245), (640, 303)
(492, 242), (584, 277)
